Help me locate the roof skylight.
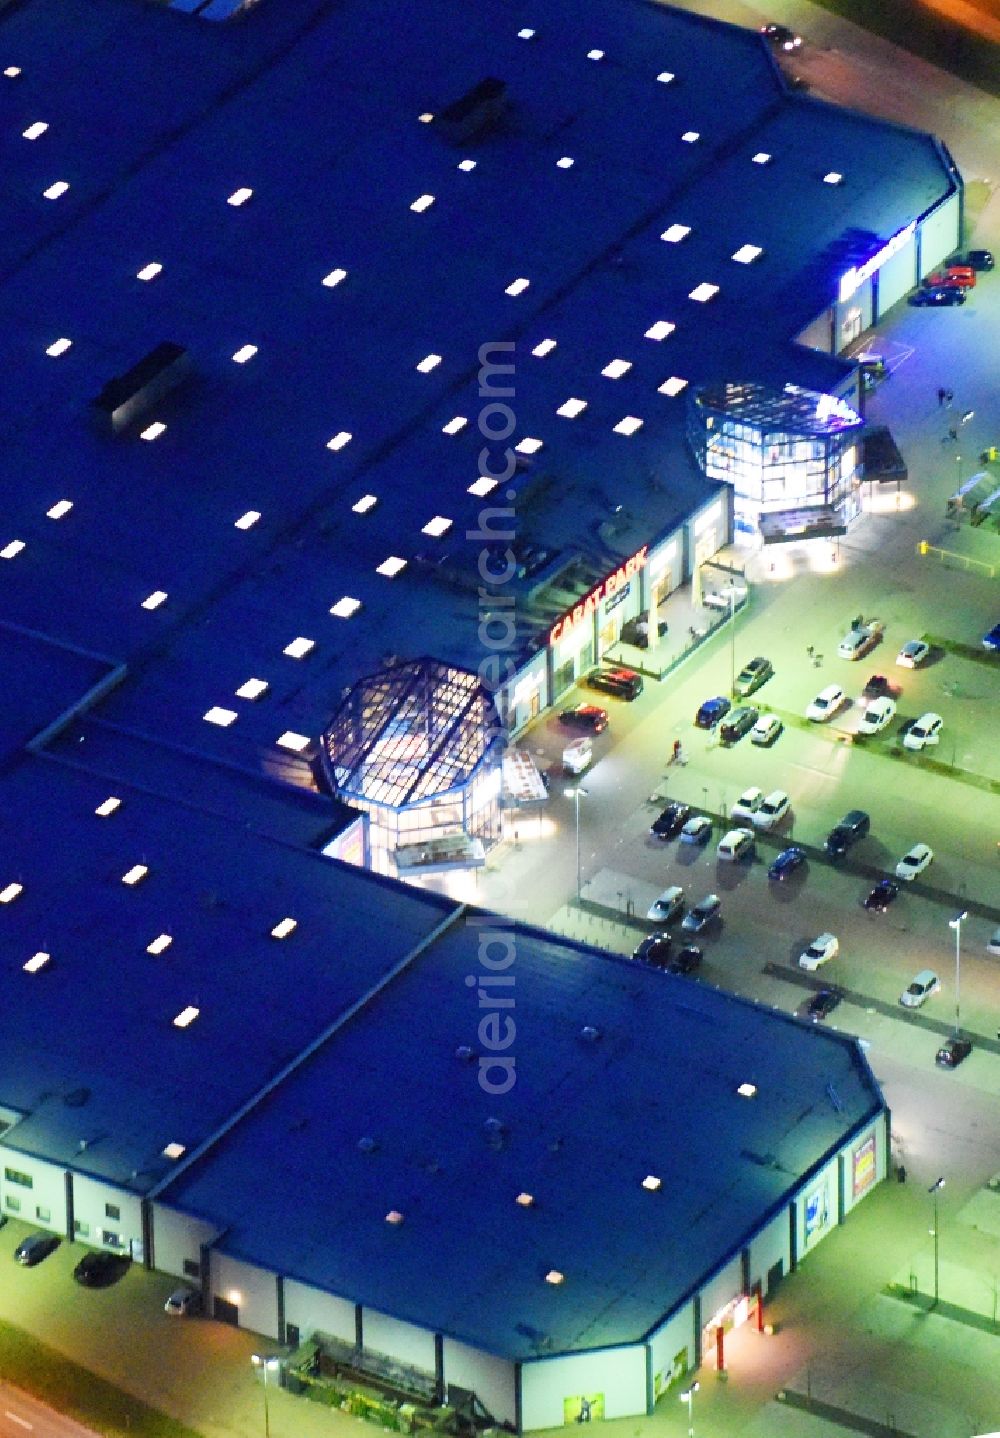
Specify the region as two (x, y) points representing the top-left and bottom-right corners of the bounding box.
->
(4, 67), (21, 78)
(173, 1006), (200, 1029)
(418, 112), (434, 124)
(656, 71), (675, 83)
(587, 48), (605, 60)
(23, 951), (50, 973)
(738, 1081), (758, 1098)
(823, 171), (844, 185)
(140, 421), (166, 441)
(442, 416), (468, 435)
(681, 130), (700, 143)
(752, 151), (771, 164)
(641, 1174), (662, 1191)
(234, 510), (260, 530)
(283, 637), (315, 659)
(46, 338), (72, 356)
(162, 1142), (186, 1160)
(326, 431), (352, 451)
(227, 187), (253, 206)
(330, 596), (362, 617)
(147, 934), (173, 955)
(661, 224), (691, 243)
(236, 678), (269, 700)
(46, 500), (72, 520)
(532, 339), (557, 357)
(515, 437), (543, 455)
(602, 359), (632, 378)
(689, 282), (719, 302)
(232, 344), (258, 364)
(645, 321), (675, 341)
(732, 244), (763, 264)
(545, 1270), (565, 1285)
(322, 268), (348, 288)
(386, 1209), (405, 1225)
(136, 262), (162, 282)
(276, 731), (310, 752)
(556, 156), (574, 169)
(0, 540), (25, 559)
(23, 121), (48, 140)
(410, 194), (435, 212)
(658, 376), (688, 396)
(122, 864), (148, 886)
(516, 1192), (535, 1207)
(613, 416), (643, 435)
(505, 277), (530, 296)
(271, 917), (297, 940)
(416, 353), (442, 372)
(376, 556), (407, 577)
(468, 477), (497, 497)
(0, 882), (24, 903)
(422, 516), (453, 537)
(517, 27), (535, 39)
(42, 181), (68, 199)
(352, 494), (377, 513)
(204, 706), (238, 727)
(141, 590), (168, 610)
(458, 159), (477, 171)
(94, 796), (121, 817)
(557, 398), (587, 418)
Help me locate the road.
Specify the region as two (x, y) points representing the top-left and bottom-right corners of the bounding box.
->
(0, 1383), (97, 1438)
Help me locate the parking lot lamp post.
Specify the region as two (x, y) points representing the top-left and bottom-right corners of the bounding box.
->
(729, 589), (736, 698)
(564, 786), (588, 900)
(929, 1177), (945, 1308)
(948, 911), (966, 1035)
(251, 1354), (281, 1438)
(680, 1380), (699, 1438)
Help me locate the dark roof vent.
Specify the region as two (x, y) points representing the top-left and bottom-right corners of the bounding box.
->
(92, 342), (190, 434)
(434, 78), (508, 145)
(357, 1136), (379, 1154)
(63, 1087), (91, 1108)
(455, 1044), (476, 1062)
(580, 1025), (601, 1043)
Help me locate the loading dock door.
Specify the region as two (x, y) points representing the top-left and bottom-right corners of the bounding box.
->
(214, 1295), (240, 1326)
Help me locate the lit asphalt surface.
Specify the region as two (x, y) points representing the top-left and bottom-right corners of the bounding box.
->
(0, 1382), (97, 1436)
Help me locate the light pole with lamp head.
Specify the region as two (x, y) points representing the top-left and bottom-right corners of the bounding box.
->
(564, 786), (588, 900)
(948, 911), (967, 1036)
(729, 588), (736, 698)
(928, 1177), (945, 1308)
(680, 1379), (699, 1438)
(251, 1353), (281, 1438)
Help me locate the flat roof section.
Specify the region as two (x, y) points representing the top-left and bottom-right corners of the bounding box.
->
(0, 624), (115, 766)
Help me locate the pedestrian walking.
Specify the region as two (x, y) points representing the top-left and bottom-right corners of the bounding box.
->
(806, 644), (814, 657)
(947, 426), (958, 442)
(945, 389), (954, 406)
(937, 386), (946, 406)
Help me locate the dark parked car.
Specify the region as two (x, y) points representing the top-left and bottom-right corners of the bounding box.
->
(806, 989), (842, 1021)
(825, 809), (870, 858)
(14, 1233), (60, 1267)
(650, 802), (691, 840)
(734, 656), (774, 697)
(863, 878), (899, 912)
(963, 249), (994, 271)
(863, 673), (892, 698)
(768, 846), (806, 882)
(719, 705), (759, 744)
(584, 667), (643, 700)
(760, 21), (801, 49)
(982, 622), (1000, 653)
(936, 1035), (972, 1068)
(621, 617), (668, 649)
(73, 1250), (129, 1287)
(681, 893), (721, 934)
(908, 286), (966, 306)
(695, 695), (731, 729)
(667, 945), (702, 975)
(558, 704), (608, 733)
(633, 934), (672, 968)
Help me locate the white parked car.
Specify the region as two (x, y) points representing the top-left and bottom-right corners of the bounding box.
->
(731, 786), (765, 821)
(837, 621), (883, 660)
(165, 1287), (200, 1316)
(754, 789), (790, 829)
(750, 713), (783, 746)
(799, 932), (839, 971)
(895, 843), (933, 881)
(896, 639), (930, 668)
(899, 969), (939, 1008)
(646, 885), (685, 924)
(857, 696), (896, 735)
(903, 712), (942, 750)
(806, 684), (846, 722)
(717, 827), (754, 862)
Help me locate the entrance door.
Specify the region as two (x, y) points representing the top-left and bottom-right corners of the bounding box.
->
(214, 1295), (240, 1326)
(286, 1322), (301, 1350)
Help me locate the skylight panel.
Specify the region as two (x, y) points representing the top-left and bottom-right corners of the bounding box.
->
(283, 636), (315, 659)
(602, 359), (632, 379)
(386, 1209), (404, 1225)
(23, 951), (50, 973)
(737, 1081), (757, 1098)
(515, 437), (543, 455)
(46, 338), (72, 356)
(661, 224), (690, 243)
(658, 376), (688, 396)
(505, 278), (530, 296)
(641, 1174), (662, 1191)
(689, 282), (719, 302)
(517, 27), (535, 39)
(122, 864), (148, 886)
(376, 556), (407, 577)
(0, 883), (23, 903)
(22, 121), (48, 140)
(162, 1142), (186, 1160)
(645, 321), (675, 341)
(147, 934), (173, 955)
(532, 339), (557, 357)
(352, 494), (377, 513)
(416, 353), (442, 373)
(330, 596), (362, 617)
(4, 67), (21, 78)
(173, 1005), (199, 1029)
(327, 431), (352, 451)
(680, 131), (700, 143)
(270, 917), (297, 940)
(557, 398), (587, 418)
(0, 540), (25, 559)
(410, 194), (435, 213)
(656, 71), (675, 83)
(94, 796), (121, 817)
(234, 510), (260, 530)
(204, 706), (237, 727)
(422, 516), (453, 537)
(418, 112), (434, 124)
(42, 180), (68, 199)
(545, 1270), (565, 1285)
(458, 159), (477, 171)
(236, 678), (268, 700)
(227, 187), (253, 206)
(276, 731), (310, 752)
(47, 499), (73, 519)
(141, 590), (168, 610)
(442, 416), (468, 435)
(613, 416), (643, 435)
(752, 152), (771, 164)
(556, 156), (574, 169)
(322, 267), (348, 287)
(140, 421), (166, 441)
(586, 49), (605, 60)
(232, 344), (258, 364)
(468, 477), (497, 497)
(823, 171), (844, 185)
(515, 1192), (535, 1207)
(136, 262), (162, 282)
(732, 244), (763, 264)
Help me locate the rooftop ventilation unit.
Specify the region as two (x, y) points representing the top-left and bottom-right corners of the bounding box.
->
(434, 78), (507, 145)
(92, 342), (190, 435)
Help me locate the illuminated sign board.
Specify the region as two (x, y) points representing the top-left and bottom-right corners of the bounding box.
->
(852, 1133), (876, 1198)
(549, 546), (648, 645)
(838, 221), (916, 303)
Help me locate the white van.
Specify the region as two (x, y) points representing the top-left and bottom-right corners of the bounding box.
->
(903, 713), (942, 751)
(562, 737), (592, 775)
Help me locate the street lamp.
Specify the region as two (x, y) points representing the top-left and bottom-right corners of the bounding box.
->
(948, 910), (967, 1036)
(251, 1354), (281, 1438)
(928, 1177), (945, 1309)
(680, 1379), (699, 1438)
(564, 786), (588, 900)
(728, 588), (736, 698)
